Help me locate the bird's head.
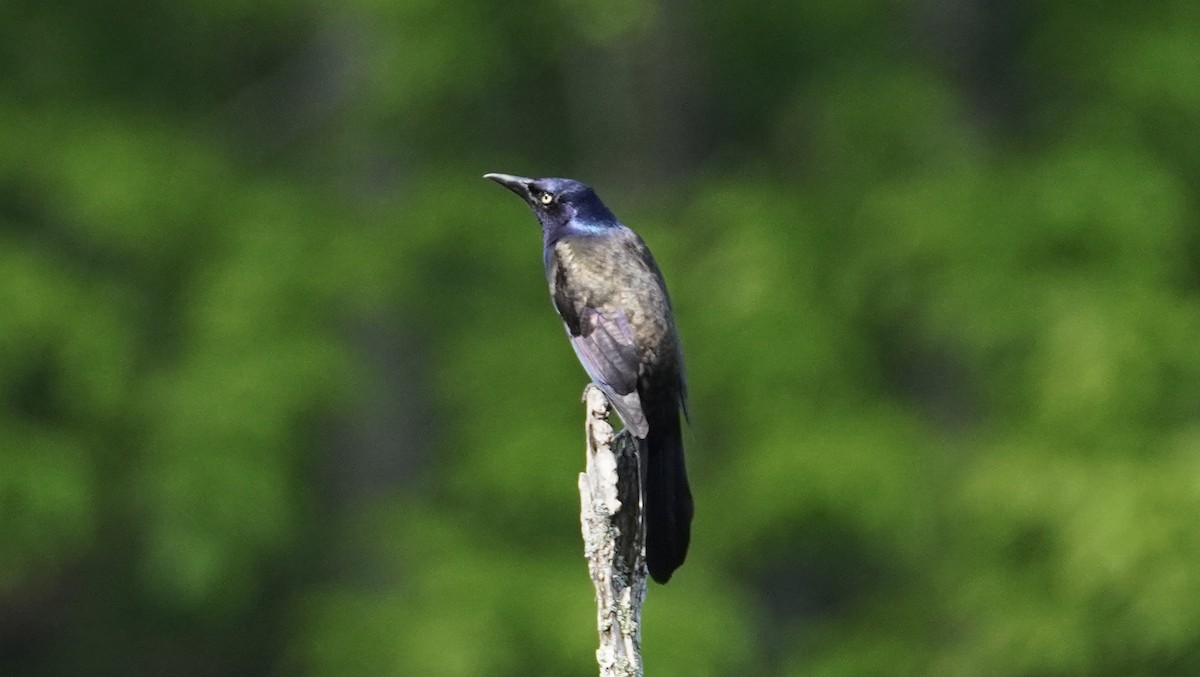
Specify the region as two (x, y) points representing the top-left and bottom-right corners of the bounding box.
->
(484, 173), (618, 234)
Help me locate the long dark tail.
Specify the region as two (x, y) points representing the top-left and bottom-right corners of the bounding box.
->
(642, 405), (693, 584)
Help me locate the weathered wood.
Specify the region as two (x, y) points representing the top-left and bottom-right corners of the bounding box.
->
(579, 384), (646, 677)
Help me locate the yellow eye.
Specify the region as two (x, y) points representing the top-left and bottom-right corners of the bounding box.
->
(539, 192), (554, 205)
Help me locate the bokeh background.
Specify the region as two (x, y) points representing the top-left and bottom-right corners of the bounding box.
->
(3, 0), (1200, 675)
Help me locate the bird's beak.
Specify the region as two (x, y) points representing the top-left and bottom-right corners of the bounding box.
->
(483, 172), (534, 203)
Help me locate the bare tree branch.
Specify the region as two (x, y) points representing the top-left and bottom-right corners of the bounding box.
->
(579, 384), (646, 677)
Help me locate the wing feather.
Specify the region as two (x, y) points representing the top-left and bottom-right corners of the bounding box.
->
(567, 308), (648, 436)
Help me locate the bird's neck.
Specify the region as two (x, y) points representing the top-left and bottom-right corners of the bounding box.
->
(543, 216), (619, 248)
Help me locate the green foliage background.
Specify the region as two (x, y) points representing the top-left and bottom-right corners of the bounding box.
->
(2, 0), (1199, 674)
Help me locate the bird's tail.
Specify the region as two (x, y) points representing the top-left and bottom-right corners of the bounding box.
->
(642, 409), (693, 584)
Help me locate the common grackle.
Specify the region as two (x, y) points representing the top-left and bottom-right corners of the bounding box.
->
(484, 173), (693, 584)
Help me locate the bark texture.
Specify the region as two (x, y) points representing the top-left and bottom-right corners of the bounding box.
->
(579, 384), (646, 677)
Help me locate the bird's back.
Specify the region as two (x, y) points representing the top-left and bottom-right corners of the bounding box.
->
(549, 231), (681, 374)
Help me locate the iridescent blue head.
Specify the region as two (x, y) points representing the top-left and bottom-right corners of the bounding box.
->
(484, 173), (620, 239)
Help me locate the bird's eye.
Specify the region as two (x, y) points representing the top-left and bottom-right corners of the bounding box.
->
(539, 192), (554, 205)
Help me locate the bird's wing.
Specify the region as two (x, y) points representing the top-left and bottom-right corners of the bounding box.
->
(616, 231), (690, 423)
(565, 307), (649, 438)
(549, 238), (649, 437)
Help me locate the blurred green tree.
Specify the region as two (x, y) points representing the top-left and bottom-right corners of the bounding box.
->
(1, 0), (1199, 675)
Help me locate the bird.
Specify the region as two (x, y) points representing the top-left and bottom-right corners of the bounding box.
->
(484, 172), (693, 584)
